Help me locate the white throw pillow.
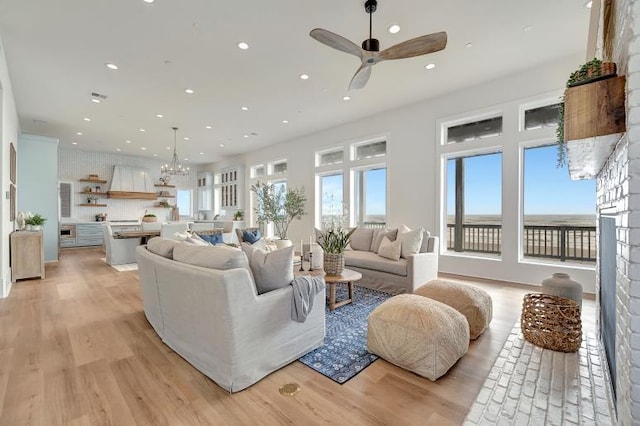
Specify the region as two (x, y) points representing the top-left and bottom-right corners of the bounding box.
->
(173, 231), (190, 242)
(378, 236), (401, 261)
(398, 224), (411, 234)
(185, 236), (210, 246)
(247, 245), (294, 294)
(399, 227), (424, 258)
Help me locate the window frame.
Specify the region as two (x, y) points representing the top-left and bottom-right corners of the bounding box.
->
(176, 188), (193, 218)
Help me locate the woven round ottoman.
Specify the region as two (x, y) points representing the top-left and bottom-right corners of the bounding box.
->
(367, 294), (469, 381)
(414, 279), (493, 340)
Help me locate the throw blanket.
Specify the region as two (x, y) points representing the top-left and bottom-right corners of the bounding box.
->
(291, 275), (325, 322)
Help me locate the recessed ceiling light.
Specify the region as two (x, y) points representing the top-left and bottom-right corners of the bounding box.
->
(126, 140), (132, 144)
(76, 132), (83, 135)
(166, 146), (171, 150)
(156, 114), (164, 118)
(237, 42), (249, 50)
(183, 137), (190, 141)
(585, 1), (593, 8)
(241, 106), (249, 111)
(523, 25), (533, 32)
(206, 125), (212, 129)
(219, 144), (225, 148)
(243, 134), (249, 138)
(141, 147), (147, 150)
(425, 63), (436, 70)
(185, 88), (194, 94)
(282, 120), (289, 124)
(153, 153), (158, 157)
(388, 24), (400, 34)
(300, 74), (310, 80)
(465, 42), (473, 48)
(139, 128), (145, 132)
(106, 63), (118, 70)
(184, 158), (189, 161)
(116, 148), (121, 152)
(343, 96), (351, 101)
(72, 142), (78, 145)
(143, 0), (154, 3)
(83, 117), (91, 122)
(91, 98), (101, 104)
(199, 152), (204, 155)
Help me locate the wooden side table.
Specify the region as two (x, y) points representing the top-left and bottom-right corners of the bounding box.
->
(294, 267), (363, 311)
(10, 231), (45, 281)
(324, 269), (362, 311)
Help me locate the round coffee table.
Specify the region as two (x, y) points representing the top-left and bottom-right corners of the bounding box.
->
(324, 269), (362, 311)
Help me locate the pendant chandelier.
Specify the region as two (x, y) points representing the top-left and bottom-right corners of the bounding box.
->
(161, 126), (189, 176)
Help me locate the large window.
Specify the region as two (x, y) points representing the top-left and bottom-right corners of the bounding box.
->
(523, 144), (596, 263)
(354, 167), (386, 227)
(176, 189), (193, 217)
(319, 173), (344, 229)
(446, 152), (502, 255)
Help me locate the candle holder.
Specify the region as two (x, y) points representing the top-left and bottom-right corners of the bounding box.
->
(308, 252), (314, 272)
(299, 253), (305, 272)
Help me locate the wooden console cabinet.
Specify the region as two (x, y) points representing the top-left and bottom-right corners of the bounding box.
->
(11, 231), (45, 281)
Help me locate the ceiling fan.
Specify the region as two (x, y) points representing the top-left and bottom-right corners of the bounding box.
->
(310, 0), (447, 90)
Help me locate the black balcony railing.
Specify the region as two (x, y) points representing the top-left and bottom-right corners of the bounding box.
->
(446, 223), (596, 262)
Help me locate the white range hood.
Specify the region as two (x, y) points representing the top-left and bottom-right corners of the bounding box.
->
(108, 166), (157, 200)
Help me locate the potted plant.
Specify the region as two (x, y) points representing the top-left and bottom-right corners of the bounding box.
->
(25, 213), (46, 231)
(233, 210), (244, 221)
(142, 211), (157, 223)
(556, 58), (617, 166)
(317, 226), (356, 275)
(250, 182), (306, 247)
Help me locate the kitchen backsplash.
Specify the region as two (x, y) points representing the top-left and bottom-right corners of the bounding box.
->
(58, 148), (199, 222)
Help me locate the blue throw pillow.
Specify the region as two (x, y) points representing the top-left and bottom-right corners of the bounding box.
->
(197, 232), (223, 245)
(243, 229), (261, 244)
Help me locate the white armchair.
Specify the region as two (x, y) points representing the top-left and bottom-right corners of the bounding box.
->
(102, 223), (141, 265)
(160, 222), (189, 239)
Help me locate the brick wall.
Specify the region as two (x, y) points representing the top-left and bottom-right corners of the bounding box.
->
(596, 0), (640, 423)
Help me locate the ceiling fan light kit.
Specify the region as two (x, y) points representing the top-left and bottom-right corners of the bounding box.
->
(310, 0), (447, 90)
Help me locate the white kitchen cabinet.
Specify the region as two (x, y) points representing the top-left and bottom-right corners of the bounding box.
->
(197, 172), (213, 211)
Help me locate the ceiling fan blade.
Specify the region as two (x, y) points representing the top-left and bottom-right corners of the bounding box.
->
(310, 28), (363, 59)
(379, 31), (447, 60)
(349, 64), (372, 90)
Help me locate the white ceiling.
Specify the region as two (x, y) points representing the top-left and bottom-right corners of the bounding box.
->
(0, 0), (590, 165)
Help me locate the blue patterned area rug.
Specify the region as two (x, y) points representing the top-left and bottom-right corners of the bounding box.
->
(299, 285), (391, 384)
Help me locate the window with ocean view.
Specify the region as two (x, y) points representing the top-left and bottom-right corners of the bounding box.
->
(446, 152), (502, 256)
(354, 167), (386, 228)
(523, 144), (596, 263)
(319, 173), (344, 229)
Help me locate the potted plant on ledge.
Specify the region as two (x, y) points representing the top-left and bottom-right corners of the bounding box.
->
(251, 182), (306, 248)
(25, 213), (46, 231)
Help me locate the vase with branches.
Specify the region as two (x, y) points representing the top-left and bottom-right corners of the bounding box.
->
(250, 182), (306, 240)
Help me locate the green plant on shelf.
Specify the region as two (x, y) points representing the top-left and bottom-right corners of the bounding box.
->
(25, 213), (46, 226)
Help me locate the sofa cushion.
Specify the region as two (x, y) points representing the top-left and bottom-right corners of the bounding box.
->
(399, 228), (424, 259)
(242, 244), (294, 294)
(350, 228), (374, 251)
(243, 229), (262, 244)
(378, 237), (401, 261)
(198, 232), (223, 245)
(185, 236), (210, 246)
(173, 244), (249, 271)
(344, 250), (408, 276)
(147, 237), (182, 259)
(419, 230), (433, 253)
(373, 228), (399, 253)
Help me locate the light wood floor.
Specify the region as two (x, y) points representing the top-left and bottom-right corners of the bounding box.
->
(0, 248), (596, 425)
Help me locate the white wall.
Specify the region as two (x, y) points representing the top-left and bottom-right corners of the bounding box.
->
(58, 148), (199, 222)
(227, 53), (596, 293)
(0, 36), (20, 297)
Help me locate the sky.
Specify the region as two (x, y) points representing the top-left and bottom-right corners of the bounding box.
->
(446, 145), (596, 215)
(321, 168), (386, 217)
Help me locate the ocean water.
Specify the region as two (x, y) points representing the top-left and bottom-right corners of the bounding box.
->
(447, 215), (596, 227)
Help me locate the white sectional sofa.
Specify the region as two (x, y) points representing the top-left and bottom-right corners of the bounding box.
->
(136, 239), (325, 392)
(342, 227), (439, 294)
